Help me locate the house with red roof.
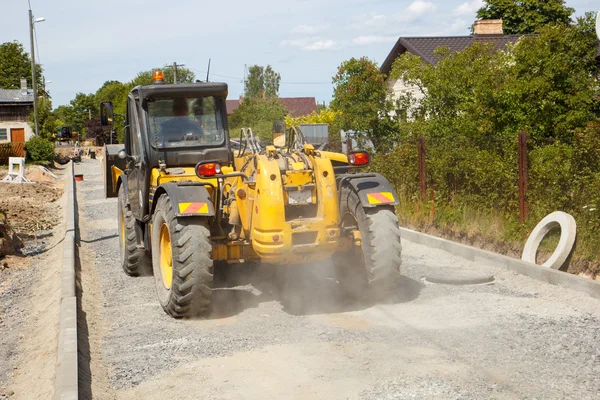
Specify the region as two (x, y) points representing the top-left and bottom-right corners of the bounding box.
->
(226, 97), (317, 117)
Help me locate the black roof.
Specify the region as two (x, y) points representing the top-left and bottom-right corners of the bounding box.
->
(381, 34), (600, 76)
(136, 82), (229, 105)
(380, 34), (528, 75)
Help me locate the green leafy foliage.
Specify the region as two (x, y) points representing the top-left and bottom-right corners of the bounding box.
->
(29, 96), (58, 140)
(228, 99), (288, 141)
(0, 42), (41, 90)
(381, 16), (600, 265)
(331, 57), (396, 151)
(95, 80), (129, 140)
(476, 0), (574, 34)
(131, 67), (196, 86)
(25, 136), (54, 163)
(244, 65), (281, 99)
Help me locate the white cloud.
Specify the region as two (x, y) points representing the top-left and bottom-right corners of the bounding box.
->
(353, 12), (387, 28)
(291, 24), (323, 35)
(303, 40), (336, 51)
(352, 35), (397, 45)
(280, 39), (307, 48)
(350, 1), (438, 35)
(454, 0), (483, 16)
(406, 0), (437, 17)
(280, 38), (337, 51)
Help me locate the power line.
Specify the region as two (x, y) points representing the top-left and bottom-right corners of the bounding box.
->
(190, 68), (330, 85)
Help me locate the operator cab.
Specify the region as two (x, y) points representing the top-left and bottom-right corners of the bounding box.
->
(147, 96), (225, 149)
(100, 71), (231, 170)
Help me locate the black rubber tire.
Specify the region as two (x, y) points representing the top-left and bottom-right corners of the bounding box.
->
(118, 184), (142, 276)
(333, 186), (402, 297)
(151, 194), (213, 318)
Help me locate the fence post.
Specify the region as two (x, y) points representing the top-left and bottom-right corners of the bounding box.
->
(418, 136), (427, 200)
(518, 131), (528, 224)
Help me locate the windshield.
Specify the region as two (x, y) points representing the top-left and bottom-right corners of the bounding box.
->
(146, 96), (225, 149)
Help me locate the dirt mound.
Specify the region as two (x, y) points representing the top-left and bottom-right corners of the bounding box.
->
(0, 181), (63, 235)
(0, 214), (23, 257)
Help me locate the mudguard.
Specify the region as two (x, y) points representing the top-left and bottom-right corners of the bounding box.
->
(116, 173), (128, 206)
(337, 172), (399, 208)
(151, 181), (215, 217)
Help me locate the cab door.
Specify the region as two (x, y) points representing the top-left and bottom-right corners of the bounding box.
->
(126, 97), (145, 219)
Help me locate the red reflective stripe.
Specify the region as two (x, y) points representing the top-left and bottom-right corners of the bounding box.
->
(370, 192), (394, 203)
(183, 202), (205, 214)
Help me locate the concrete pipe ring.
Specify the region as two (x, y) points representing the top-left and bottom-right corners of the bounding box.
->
(521, 211), (576, 269)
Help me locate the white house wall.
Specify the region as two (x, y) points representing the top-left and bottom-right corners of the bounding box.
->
(388, 78), (426, 107)
(0, 121), (35, 143)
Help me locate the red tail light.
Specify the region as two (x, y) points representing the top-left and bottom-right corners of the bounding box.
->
(348, 151), (369, 166)
(195, 162), (221, 177)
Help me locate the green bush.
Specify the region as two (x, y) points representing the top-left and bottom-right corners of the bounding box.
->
(25, 136), (55, 163)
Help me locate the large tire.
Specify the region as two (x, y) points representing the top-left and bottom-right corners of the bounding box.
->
(333, 186), (402, 297)
(151, 194), (213, 318)
(118, 184), (143, 276)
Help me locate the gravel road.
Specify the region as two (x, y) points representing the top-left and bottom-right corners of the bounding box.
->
(77, 158), (600, 400)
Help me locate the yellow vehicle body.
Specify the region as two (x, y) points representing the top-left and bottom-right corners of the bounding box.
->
(227, 144), (340, 264)
(112, 144), (341, 265)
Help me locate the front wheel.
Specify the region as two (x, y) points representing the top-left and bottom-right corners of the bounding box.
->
(118, 184), (143, 276)
(151, 194), (213, 318)
(333, 187), (402, 298)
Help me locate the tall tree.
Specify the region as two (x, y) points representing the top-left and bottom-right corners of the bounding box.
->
(0, 41), (42, 90)
(476, 0), (574, 34)
(58, 93), (98, 137)
(95, 80), (129, 139)
(244, 65), (281, 99)
(228, 99), (288, 141)
(29, 97), (57, 140)
(331, 57), (395, 151)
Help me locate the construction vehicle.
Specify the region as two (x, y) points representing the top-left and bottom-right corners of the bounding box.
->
(54, 126), (78, 142)
(102, 70), (402, 318)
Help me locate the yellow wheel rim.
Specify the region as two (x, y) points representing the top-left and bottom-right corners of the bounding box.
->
(120, 211), (125, 250)
(159, 223), (173, 289)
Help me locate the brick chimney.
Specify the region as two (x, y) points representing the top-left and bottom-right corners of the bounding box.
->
(20, 78), (27, 95)
(473, 19), (503, 35)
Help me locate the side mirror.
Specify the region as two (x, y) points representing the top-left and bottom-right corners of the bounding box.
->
(117, 149), (127, 159)
(100, 102), (114, 127)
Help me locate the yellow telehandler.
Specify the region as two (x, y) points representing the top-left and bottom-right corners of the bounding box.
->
(102, 70), (402, 318)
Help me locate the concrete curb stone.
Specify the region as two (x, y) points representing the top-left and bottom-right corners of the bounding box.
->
(400, 227), (600, 300)
(54, 161), (78, 400)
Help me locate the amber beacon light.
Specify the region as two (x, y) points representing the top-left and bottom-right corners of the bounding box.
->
(152, 70), (165, 84)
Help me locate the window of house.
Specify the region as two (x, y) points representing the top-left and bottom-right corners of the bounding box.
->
(0, 128), (7, 141)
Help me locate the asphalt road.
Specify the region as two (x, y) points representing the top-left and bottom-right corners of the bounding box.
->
(76, 158), (600, 400)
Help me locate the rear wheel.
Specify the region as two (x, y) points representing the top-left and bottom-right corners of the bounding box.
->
(152, 194), (213, 318)
(333, 186), (402, 297)
(118, 184), (142, 276)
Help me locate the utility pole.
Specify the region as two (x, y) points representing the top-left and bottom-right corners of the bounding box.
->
(29, 8), (39, 136)
(206, 58), (211, 82)
(172, 62), (185, 84)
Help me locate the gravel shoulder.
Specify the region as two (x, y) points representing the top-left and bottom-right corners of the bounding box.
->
(76, 158), (600, 400)
(0, 165), (68, 400)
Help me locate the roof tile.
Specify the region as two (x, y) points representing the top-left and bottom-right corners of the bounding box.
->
(226, 97), (316, 117)
(0, 89), (34, 103)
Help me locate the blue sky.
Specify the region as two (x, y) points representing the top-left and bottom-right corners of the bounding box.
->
(1, 0), (597, 108)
